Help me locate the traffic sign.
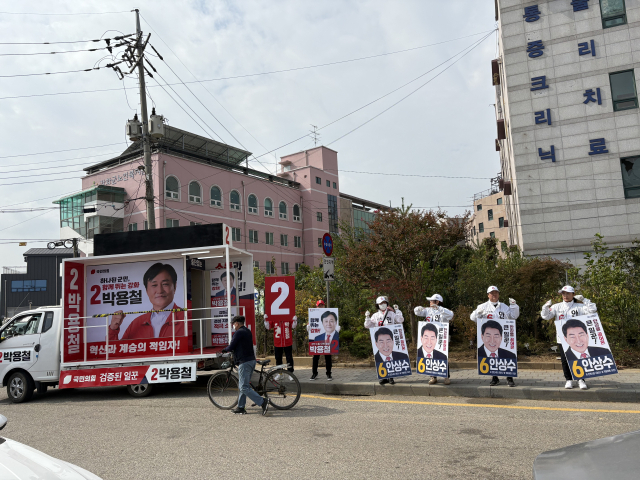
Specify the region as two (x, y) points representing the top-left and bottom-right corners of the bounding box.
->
(322, 233), (333, 256)
(323, 257), (335, 281)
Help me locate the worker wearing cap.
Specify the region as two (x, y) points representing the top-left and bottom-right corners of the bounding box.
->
(414, 294), (454, 385)
(309, 300), (339, 381)
(540, 285), (597, 390)
(470, 286), (520, 387)
(365, 296), (404, 385)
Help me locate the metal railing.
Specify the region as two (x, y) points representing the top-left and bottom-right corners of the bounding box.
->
(3, 266), (26, 274)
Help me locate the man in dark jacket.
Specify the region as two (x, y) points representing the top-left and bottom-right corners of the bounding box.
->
(222, 315), (268, 415)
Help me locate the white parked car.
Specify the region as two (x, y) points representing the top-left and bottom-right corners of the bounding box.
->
(0, 414), (102, 479)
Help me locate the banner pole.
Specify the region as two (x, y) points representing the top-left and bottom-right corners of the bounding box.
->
(326, 280), (330, 308)
(226, 244), (232, 343)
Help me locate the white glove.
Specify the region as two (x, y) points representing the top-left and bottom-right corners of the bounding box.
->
(543, 300), (552, 308)
(393, 304), (399, 310)
(264, 314), (268, 319)
(264, 321), (270, 330)
(414, 306), (424, 315)
(509, 298), (517, 305)
(475, 308), (485, 319)
(365, 310), (370, 318)
(292, 315), (297, 329)
(306, 322), (311, 333)
(336, 324), (341, 332)
(575, 295), (584, 302)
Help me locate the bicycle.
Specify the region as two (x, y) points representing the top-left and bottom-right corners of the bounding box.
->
(207, 354), (301, 410)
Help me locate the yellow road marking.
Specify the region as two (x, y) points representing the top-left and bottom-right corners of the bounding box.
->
(300, 394), (640, 414)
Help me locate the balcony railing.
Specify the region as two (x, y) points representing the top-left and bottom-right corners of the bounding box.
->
(3, 266), (27, 274)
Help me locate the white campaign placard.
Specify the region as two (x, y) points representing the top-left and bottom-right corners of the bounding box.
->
(416, 321), (449, 378)
(369, 324), (411, 379)
(308, 308), (339, 355)
(210, 268), (238, 308)
(476, 318), (517, 377)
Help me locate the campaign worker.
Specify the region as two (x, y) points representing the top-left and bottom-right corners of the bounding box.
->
(264, 314), (297, 374)
(364, 296), (404, 385)
(414, 294), (453, 385)
(108, 263), (188, 341)
(540, 286), (598, 390)
(374, 327), (410, 386)
(470, 286), (519, 387)
(309, 300), (335, 381)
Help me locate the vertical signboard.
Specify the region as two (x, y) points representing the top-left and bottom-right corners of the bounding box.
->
(264, 276), (296, 325)
(62, 261), (85, 363)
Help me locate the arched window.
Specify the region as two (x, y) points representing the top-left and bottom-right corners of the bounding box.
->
(230, 190), (241, 211)
(293, 204), (301, 222)
(210, 186), (222, 207)
(188, 181), (202, 204)
(248, 194), (258, 214)
(264, 198), (273, 217)
(279, 201), (288, 220)
(165, 176), (179, 200)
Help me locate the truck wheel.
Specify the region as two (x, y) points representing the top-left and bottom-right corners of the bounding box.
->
(126, 383), (153, 398)
(7, 372), (34, 403)
(36, 383), (48, 396)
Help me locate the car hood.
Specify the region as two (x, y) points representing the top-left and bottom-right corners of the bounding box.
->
(0, 437), (102, 480)
(533, 429), (640, 480)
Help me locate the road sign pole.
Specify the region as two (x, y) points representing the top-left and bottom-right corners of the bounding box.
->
(326, 280), (330, 308)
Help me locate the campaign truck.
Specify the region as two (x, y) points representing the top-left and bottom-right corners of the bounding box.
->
(0, 223), (256, 403)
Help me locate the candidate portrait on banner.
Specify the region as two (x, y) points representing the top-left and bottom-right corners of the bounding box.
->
(476, 318), (518, 377)
(416, 321), (449, 378)
(370, 324), (411, 379)
(211, 269), (237, 307)
(308, 308), (339, 355)
(417, 322), (447, 361)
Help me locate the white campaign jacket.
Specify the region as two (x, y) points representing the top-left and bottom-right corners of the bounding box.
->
(415, 306), (454, 323)
(470, 301), (520, 323)
(364, 309), (404, 329)
(540, 300), (598, 343)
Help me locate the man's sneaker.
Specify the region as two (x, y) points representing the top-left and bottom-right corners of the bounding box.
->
(379, 379), (389, 385)
(389, 378), (395, 385)
(274, 373), (282, 381)
(578, 379), (588, 390)
(489, 376), (500, 386)
(565, 380), (574, 389)
(428, 376), (438, 385)
(232, 407), (246, 415)
(261, 398), (270, 416)
(507, 377), (516, 387)
(326, 373), (333, 381)
(310, 373), (318, 381)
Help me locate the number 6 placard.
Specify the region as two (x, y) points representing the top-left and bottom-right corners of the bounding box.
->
(265, 276), (296, 325)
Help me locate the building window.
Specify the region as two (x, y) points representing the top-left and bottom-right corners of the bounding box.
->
(166, 219), (179, 228)
(621, 157), (640, 198)
(210, 186), (222, 207)
(479, 223), (484, 233)
(248, 194), (258, 214)
(230, 190), (241, 211)
(295, 263), (302, 272)
(190, 221), (202, 226)
(232, 227), (241, 242)
(128, 223), (137, 231)
(265, 232), (274, 245)
(144, 220), (148, 230)
(316, 176), (321, 185)
(497, 198), (503, 205)
(264, 198), (273, 217)
(490, 232), (495, 238)
(279, 201), (288, 220)
(326, 180), (330, 187)
(293, 204), (301, 222)
(327, 194), (338, 234)
(11, 280), (46, 292)
(499, 217), (504, 228)
(165, 176), (179, 200)
(280, 234), (288, 246)
(266, 262), (274, 275)
(254, 261), (259, 269)
(600, 0), (626, 28)
(317, 212), (323, 222)
(488, 209), (494, 221)
(281, 262), (290, 274)
(249, 229), (259, 243)
(477, 204), (482, 211)
(294, 236), (301, 248)
(188, 181), (202, 204)
(333, 182), (337, 189)
(610, 70), (638, 111)
(318, 238), (322, 247)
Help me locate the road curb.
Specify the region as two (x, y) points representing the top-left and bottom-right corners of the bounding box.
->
(300, 381), (640, 404)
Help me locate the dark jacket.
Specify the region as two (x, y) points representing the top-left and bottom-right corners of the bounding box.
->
(417, 347), (447, 361)
(375, 351), (410, 364)
(223, 326), (255, 365)
(564, 346), (611, 362)
(478, 346), (516, 360)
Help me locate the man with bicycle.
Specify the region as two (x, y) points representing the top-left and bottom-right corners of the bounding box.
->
(222, 315), (269, 416)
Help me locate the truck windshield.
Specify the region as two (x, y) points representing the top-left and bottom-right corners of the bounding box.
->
(1, 313), (42, 339)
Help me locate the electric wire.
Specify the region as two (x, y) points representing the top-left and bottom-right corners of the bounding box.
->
(0, 34), (135, 45)
(0, 142), (125, 159)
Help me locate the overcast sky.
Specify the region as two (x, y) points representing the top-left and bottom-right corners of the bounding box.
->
(0, 0), (497, 268)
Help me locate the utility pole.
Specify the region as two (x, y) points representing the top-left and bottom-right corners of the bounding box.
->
(135, 9), (156, 229)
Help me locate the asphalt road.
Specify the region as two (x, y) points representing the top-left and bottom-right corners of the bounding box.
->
(1, 382), (640, 480)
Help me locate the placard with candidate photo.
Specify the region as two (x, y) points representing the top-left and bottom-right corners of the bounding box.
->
(210, 268), (238, 308)
(308, 308), (339, 355)
(476, 318), (517, 377)
(555, 313), (618, 380)
(416, 321), (448, 378)
(369, 324), (411, 379)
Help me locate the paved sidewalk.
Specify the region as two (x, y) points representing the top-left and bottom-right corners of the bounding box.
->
(295, 367), (640, 404)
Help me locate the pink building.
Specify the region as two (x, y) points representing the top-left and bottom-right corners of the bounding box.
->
(55, 125), (388, 271)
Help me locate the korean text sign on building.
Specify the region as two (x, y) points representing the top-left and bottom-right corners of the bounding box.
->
(308, 308), (339, 355)
(477, 318), (517, 378)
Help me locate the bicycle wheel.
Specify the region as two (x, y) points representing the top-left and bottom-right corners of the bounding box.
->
(264, 369), (301, 410)
(207, 371), (239, 409)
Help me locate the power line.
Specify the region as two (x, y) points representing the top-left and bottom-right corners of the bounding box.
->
(0, 150), (121, 169)
(0, 45), (115, 56)
(0, 33), (134, 45)
(0, 141), (125, 159)
(0, 10), (131, 16)
(0, 66), (104, 78)
(0, 176), (79, 186)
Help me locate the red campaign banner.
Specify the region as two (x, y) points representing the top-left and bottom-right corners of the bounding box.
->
(59, 362), (196, 389)
(264, 276), (295, 325)
(85, 337), (190, 361)
(63, 262), (85, 363)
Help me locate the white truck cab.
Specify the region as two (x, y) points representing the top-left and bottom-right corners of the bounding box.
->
(0, 307), (62, 403)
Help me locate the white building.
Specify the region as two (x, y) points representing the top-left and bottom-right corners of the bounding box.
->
(495, 0), (640, 265)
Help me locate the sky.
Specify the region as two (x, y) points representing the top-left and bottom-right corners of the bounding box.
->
(0, 0), (498, 268)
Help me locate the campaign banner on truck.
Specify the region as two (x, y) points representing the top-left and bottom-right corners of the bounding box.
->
(59, 362), (196, 389)
(63, 261), (85, 363)
(211, 307), (239, 346)
(308, 308), (339, 355)
(210, 268), (238, 308)
(555, 313), (618, 380)
(82, 258), (190, 361)
(416, 321), (448, 378)
(370, 324), (411, 379)
(265, 276), (295, 325)
(0, 348), (35, 365)
(477, 318), (517, 377)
